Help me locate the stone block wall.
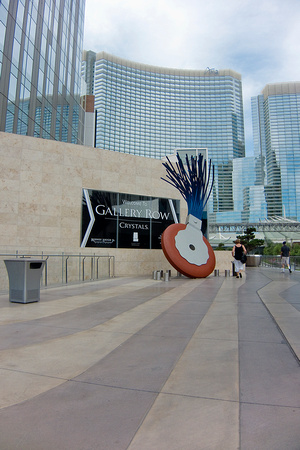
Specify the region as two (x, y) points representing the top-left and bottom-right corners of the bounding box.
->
(0, 132), (184, 277)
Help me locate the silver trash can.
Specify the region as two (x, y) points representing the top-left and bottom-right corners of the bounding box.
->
(4, 258), (45, 303)
(246, 255), (262, 267)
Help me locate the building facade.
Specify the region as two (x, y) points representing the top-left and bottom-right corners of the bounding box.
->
(251, 82), (300, 221)
(0, 0), (85, 144)
(82, 51), (245, 224)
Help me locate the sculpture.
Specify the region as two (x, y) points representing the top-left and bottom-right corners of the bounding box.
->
(161, 153), (215, 278)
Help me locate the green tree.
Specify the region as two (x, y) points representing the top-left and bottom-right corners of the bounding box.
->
(264, 242), (281, 255)
(263, 242), (300, 256)
(292, 243), (300, 256)
(215, 242), (229, 251)
(236, 227), (264, 253)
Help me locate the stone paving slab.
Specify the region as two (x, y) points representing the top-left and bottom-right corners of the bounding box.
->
(128, 394), (239, 450)
(0, 381), (157, 450)
(240, 403), (300, 450)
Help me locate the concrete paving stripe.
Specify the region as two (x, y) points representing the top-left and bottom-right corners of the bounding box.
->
(127, 394), (239, 450)
(0, 278), (164, 325)
(258, 281), (300, 361)
(192, 277), (242, 341)
(92, 281), (205, 334)
(161, 278), (240, 401)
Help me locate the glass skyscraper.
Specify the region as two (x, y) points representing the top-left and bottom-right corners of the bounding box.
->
(232, 156), (267, 223)
(82, 51), (245, 223)
(251, 82), (300, 221)
(0, 0), (85, 144)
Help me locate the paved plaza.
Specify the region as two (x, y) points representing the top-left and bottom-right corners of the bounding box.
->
(0, 267), (299, 449)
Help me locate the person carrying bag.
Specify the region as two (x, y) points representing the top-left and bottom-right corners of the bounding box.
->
(232, 239), (247, 278)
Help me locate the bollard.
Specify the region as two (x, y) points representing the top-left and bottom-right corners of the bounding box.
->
(156, 270), (161, 280)
(214, 269), (219, 277)
(153, 270), (157, 280)
(164, 271), (169, 281)
(225, 270), (230, 277)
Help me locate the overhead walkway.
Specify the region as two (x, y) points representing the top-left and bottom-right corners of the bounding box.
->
(0, 268), (299, 449)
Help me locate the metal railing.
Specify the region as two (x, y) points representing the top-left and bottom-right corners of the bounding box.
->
(0, 252), (115, 292)
(261, 255), (300, 271)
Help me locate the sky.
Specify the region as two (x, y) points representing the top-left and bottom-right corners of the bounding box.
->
(83, 0), (300, 155)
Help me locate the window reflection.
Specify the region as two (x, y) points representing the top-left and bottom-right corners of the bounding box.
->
(0, 0), (84, 144)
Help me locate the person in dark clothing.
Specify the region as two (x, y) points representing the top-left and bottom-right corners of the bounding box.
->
(281, 241), (292, 273)
(232, 239), (247, 278)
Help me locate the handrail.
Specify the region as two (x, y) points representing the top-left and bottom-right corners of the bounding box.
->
(0, 253), (115, 292)
(261, 255), (299, 271)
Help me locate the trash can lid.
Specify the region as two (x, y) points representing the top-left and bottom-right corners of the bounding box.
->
(4, 258), (45, 262)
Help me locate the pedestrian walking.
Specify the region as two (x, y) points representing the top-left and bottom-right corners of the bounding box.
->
(232, 239), (247, 278)
(281, 241), (292, 273)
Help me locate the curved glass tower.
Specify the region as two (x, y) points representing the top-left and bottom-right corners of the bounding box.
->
(252, 82), (300, 221)
(82, 51), (245, 222)
(0, 0), (85, 144)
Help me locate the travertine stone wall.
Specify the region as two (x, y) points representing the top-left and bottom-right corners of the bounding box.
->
(0, 132), (182, 276)
(0, 132), (232, 278)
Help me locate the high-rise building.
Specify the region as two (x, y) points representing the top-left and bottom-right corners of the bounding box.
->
(82, 51), (245, 223)
(0, 0), (85, 144)
(251, 82), (300, 221)
(232, 156), (267, 223)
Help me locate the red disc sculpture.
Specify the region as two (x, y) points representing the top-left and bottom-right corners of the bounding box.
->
(161, 153), (215, 278)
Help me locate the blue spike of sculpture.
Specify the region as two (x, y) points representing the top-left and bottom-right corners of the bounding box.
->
(162, 153), (214, 221)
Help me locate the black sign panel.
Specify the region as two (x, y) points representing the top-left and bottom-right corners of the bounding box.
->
(81, 190), (180, 249)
